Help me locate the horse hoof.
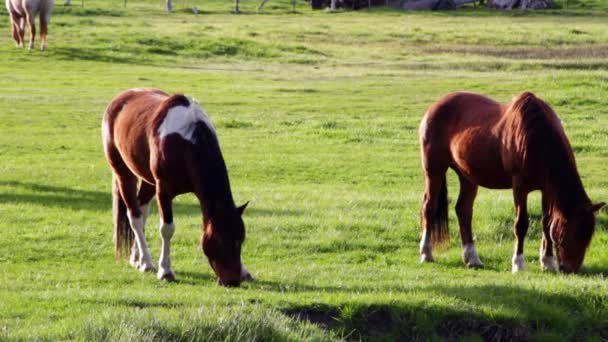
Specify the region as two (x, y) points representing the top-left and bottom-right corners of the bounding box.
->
(511, 254), (525, 273)
(158, 271), (176, 282)
(466, 261), (484, 269)
(420, 254), (434, 263)
(540, 256), (558, 271)
(139, 264), (156, 273)
(241, 272), (254, 282)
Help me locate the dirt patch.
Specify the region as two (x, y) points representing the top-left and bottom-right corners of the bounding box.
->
(425, 46), (608, 60)
(437, 317), (530, 341)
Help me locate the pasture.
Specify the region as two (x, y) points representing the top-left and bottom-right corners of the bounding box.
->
(1, 0), (607, 340)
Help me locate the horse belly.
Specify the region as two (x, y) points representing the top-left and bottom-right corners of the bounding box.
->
(450, 133), (511, 189)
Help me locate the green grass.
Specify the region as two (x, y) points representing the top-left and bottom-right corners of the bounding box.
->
(1, 0), (608, 340)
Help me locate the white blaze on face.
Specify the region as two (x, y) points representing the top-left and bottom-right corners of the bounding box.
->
(157, 100), (216, 143)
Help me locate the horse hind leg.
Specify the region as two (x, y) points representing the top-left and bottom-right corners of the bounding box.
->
(39, 15), (48, 51)
(25, 11), (35, 50)
(127, 182), (155, 268)
(455, 173), (482, 268)
(116, 173), (156, 273)
(420, 171), (449, 263)
(9, 13), (24, 47)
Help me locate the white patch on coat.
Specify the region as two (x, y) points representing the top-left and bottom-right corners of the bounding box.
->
(157, 100), (215, 143)
(512, 254), (525, 273)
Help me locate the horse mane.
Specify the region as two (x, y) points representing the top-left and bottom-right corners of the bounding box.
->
(192, 120), (241, 237)
(504, 92), (591, 215)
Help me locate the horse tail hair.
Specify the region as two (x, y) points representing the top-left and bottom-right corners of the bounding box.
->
(428, 175), (450, 246)
(113, 175), (132, 260)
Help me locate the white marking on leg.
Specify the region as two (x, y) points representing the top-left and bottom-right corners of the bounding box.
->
(539, 239), (557, 271)
(419, 230), (434, 263)
(157, 220), (176, 280)
(462, 243), (483, 268)
(127, 211), (155, 272)
(512, 254), (525, 273)
(158, 101), (215, 143)
(240, 264), (253, 281)
(540, 256), (558, 271)
(129, 241), (140, 268)
(129, 202), (150, 268)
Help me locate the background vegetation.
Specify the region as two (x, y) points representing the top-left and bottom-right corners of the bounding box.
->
(0, 0), (607, 340)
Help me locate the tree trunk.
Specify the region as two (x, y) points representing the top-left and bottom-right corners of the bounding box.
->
(166, 0), (173, 12)
(235, 0), (240, 13)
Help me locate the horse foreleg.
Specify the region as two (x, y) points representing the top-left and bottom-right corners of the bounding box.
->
(540, 194), (558, 271)
(511, 179), (529, 273)
(456, 174), (482, 268)
(156, 191), (176, 281)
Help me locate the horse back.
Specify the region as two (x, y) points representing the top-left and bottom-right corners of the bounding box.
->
(420, 92), (512, 188)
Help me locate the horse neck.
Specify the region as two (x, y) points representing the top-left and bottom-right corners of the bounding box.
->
(542, 157), (589, 216)
(501, 93), (591, 216)
(192, 123), (236, 223)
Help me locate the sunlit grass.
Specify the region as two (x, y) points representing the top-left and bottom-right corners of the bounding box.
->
(0, 0), (607, 340)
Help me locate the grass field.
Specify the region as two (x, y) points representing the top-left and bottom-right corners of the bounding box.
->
(1, 0), (607, 340)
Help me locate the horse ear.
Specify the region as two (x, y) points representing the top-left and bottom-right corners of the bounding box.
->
(589, 202), (605, 214)
(237, 201), (249, 215)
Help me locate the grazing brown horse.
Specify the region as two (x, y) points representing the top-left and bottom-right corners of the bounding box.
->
(419, 91), (604, 273)
(102, 88), (252, 286)
(5, 0), (53, 50)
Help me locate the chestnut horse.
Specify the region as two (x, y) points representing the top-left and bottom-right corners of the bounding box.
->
(419, 91), (604, 273)
(5, 0), (53, 50)
(102, 88), (252, 286)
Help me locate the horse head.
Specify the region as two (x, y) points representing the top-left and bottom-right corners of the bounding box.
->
(201, 202), (250, 286)
(553, 202), (604, 273)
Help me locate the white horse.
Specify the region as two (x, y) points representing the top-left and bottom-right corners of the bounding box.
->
(5, 0), (54, 50)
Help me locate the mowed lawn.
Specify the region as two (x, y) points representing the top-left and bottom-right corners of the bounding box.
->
(0, 0), (607, 340)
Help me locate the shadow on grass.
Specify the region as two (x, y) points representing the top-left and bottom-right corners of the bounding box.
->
(0, 181), (305, 218)
(282, 282), (607, 340)
(50, 47), (142, 65)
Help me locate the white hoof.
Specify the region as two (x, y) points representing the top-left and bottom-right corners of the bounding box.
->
(129, 252), (140, 269)
(541, 256), (558, 271)
(420, 247), (434, 263)
(463, 243), (483, 268)
(512, 254), (525, 273)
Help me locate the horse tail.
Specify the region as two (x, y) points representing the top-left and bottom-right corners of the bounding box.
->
(429, 175), (450, 245)
(113, 175), (132, 260)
